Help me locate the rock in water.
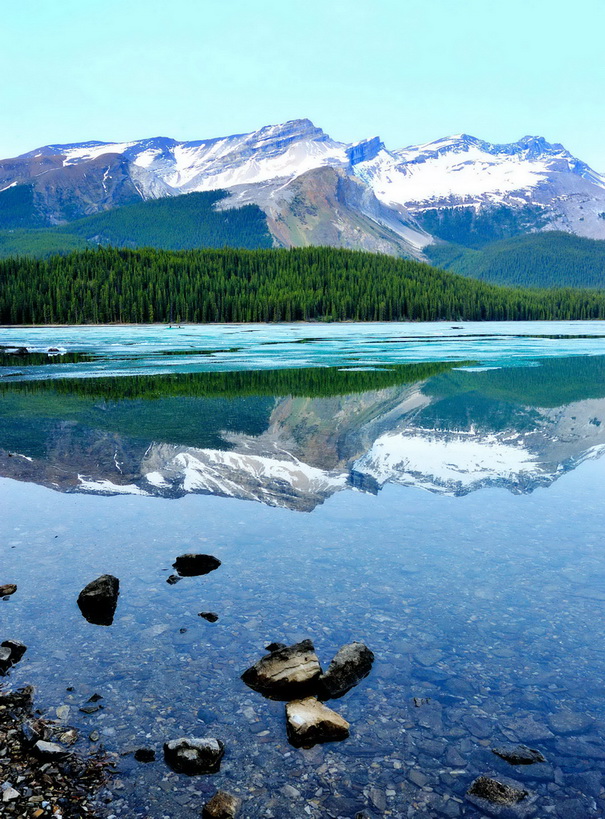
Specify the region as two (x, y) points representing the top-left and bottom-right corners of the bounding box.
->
(77, 575), (119, 626)
(467, 776), (529, 806)
(492, 744), (546, 765)
(0, 584), (17, 597)
(318, 642), (374, 699)
(163, 737), (224, 775)
(199, 612), (219, 622)
(241, 640), (322, 699)
(173, 554), (221, 577)
(134, 747), (156, 763)
(286, 697), (350, 747)
(0, 640), (27, 675)
(202, 790), (241, 818)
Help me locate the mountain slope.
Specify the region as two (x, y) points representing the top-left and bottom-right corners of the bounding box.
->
(427, 231), (605, 288)
(0, 191), (273, 257)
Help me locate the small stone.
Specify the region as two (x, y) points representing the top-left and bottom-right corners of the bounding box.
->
(166, 574), (181, 585)
(318, 642), (374, 699)
(89, 731), (100, 742)
(80, 704), (102, 714)
(34, 740), (69, 760)
(492, 744), (546, 765)
(285, 697), (350, 747)
(199, 612), (219, 623)
(467, 776), (528, 805)
(56, 705), (70, 721)
(134, 748), (156, 763)
(77, 574), (119, 626)
(2, 786), (20, 802)
(202, 790), (241, 818)
(163, 737), (224, 775)
(0, 584), (17, 597)
(173, 554), (221, 577)
(242, 640), (322, 698)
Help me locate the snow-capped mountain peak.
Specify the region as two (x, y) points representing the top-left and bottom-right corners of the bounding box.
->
(8, 119), (605, 245)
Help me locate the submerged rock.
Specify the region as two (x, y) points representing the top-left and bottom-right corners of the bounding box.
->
(547, 710), (594, 736)
(166, 574), (181, 585)
(163, 736), (224, 775)
(0, 584), (17, 597)
(318, 642), (374, 699)
(241, 640), (322, 699)
(173, 554), (221, 577)
(0, 640), (27, 675)
(467, 776), (534, 816)
(285, 696), (350, 747)
(77, 574), (119, 626)
(134, 747), (156, 763)
(202, 790), (242, 818)
(492, 744), (546, 765)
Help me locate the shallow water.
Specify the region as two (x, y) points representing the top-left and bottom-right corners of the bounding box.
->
(1, 324), (605, 818)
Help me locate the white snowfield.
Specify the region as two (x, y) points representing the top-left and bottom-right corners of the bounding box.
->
(26, 121), (605, 220)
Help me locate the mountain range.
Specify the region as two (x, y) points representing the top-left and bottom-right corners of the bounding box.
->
(1, 118), (605, 277)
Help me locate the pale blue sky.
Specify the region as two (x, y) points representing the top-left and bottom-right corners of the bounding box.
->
(2, 0), (604, 169)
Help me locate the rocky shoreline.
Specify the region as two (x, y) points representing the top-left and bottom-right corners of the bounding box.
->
(0, 684), (113, 817)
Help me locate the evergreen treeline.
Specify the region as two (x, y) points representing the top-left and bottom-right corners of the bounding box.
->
(2, 246), (605, 324)
(428, 231), (605, 288)
(0, 191), (272, 258)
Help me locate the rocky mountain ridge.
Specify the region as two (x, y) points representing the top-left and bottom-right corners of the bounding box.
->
(2, 119), (605, 256)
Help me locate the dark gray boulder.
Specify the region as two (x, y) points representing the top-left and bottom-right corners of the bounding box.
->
(492, 745), (546, 765)
(241, 640), (322, 699)
(318, 642), (374, 699)
(163, 736), (224, 775)
(77, 575), (119, 626)
(173, 554), (221, 577)
(0, 584), (17, 597)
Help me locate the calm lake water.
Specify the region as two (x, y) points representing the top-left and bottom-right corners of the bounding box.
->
(2, 322), (605, 818)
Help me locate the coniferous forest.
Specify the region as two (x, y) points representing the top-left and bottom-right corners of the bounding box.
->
(2, 246), (605, 324)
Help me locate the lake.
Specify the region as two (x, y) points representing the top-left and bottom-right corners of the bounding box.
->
(1, 322), (605, 818)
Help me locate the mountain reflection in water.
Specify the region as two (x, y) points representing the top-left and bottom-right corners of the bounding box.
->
(1, 357), (605, 511)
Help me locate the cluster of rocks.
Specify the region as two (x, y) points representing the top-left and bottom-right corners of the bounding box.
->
(76, 554), (221, 626)
(0, 684), (112, 817)
(241, 639), (374, 748)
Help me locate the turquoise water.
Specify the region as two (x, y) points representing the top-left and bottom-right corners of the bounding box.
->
(2, 321), (605, 380)
(1, 324), (605, 818)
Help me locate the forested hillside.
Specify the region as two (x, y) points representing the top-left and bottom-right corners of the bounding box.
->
(2, 246), (605, 324)
(427, 231), (605, 288)
(0, 191), (273, 257)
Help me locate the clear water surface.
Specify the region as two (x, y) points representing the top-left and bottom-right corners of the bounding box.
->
(1, 322), (605, 818)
